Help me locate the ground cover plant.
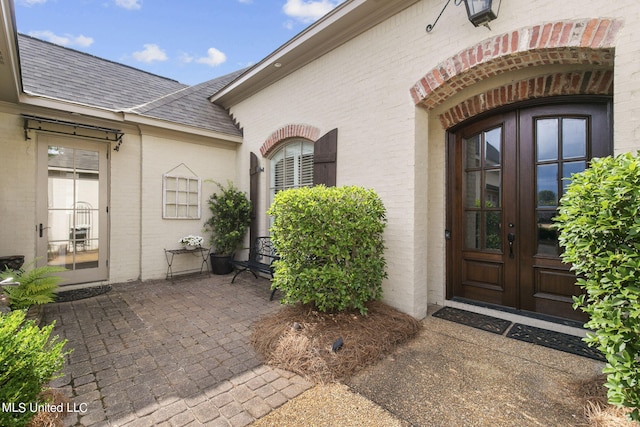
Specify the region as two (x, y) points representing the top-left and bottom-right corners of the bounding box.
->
(268, 185), (387, 315)
(0, 262), (65, 310)
(556, 151), (640, 421)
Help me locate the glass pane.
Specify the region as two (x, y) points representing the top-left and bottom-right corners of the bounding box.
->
(76, 178), (99, 205)
(562, 161), (586, 193)
(75, 149), (99, 172)
(485, 212), (501, 250)
(484, 170), (501, 208)
(48, 146), (74, 169)
(464, 171), (481, 208)
(562, 118), (587, 159)
(537, 164), (558, 207)
(537, 211), (559, 256)
(299, 153), (314, 186)
(484, 127), (501, 167)
(464, 212), (480, 249)
(48, 174), (75, 209)
(465, 135), (481, 168)
(48, 209), (73, 244)
(536, 119), (558, 161)
(47, 242), (69, 267)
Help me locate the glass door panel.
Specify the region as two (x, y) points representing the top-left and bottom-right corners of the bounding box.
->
(38, 136), (107, 284)
(463, 126), (503, 251)
(47, 146), (100, 270)
(534, 117), (588, 256)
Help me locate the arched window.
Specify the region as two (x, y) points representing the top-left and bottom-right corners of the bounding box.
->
(269, 139), (314, 203)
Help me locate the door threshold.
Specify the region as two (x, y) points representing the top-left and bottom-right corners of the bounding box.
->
(55, 281), (109, 292)
(446, 298), (587, 337)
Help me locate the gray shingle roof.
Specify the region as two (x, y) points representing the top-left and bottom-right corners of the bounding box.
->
(131, 69), (245, 136)
(18, 34), (242, 137)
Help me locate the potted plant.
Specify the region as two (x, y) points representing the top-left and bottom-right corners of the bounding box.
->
(204, 181), (252, 274)
(178, 235), (203, 250)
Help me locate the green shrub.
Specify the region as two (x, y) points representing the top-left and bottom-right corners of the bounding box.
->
(0, 310), (69, 427)
(0, 262), (65, 310)
(555, 151), (640, 421)
(203, 181), (252, 255)
(268, 185), (387, 314)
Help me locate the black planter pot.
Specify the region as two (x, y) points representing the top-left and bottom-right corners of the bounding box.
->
(210, 254), (233, 275)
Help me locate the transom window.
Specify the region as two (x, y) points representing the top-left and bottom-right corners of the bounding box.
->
(269, 140), (314, 203)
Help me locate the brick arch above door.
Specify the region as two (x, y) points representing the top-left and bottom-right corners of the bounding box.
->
(439, 70), (614, 128)
(260, 124), (321, 157)
(410, 18), (621, 111)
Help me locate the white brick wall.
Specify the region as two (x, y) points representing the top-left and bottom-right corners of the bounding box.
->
(0, 107), (238, 285)
(138, 132), (237, 280)
(0, 110), (37, 262)
(228, 0), (640, 318)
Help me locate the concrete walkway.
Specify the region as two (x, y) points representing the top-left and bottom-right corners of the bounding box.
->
(44, 274), (312, 427)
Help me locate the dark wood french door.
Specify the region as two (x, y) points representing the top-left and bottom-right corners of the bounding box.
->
(447, 102), (611, 321)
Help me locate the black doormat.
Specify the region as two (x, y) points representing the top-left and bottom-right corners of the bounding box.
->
(55, 285), (112, 303)
(507, 323), (606, 362)
(432, 306), (512, 334)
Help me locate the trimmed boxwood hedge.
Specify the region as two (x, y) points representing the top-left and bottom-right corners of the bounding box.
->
(268, 185), (387, 314)
(556, 152), (640, 421)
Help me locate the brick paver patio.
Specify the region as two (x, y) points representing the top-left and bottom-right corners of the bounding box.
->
(43, 274), (311, 426)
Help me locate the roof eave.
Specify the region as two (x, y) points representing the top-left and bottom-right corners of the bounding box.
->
(122, 112), (243, 143)
(211, 0), (421, 107)
(18, 92), (243, 143)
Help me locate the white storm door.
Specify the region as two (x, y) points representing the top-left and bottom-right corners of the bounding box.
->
(37, 135), (108, 285)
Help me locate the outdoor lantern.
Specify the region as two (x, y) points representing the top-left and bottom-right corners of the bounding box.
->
(463, 0), (501, 28)
(426, 0), (502, 32)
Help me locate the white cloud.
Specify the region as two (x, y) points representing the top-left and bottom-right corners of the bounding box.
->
(196, 47), (227, 67)
(178, 52), (194, 64)
(28, 30), (94, 48)
(17, 0), (48, 6)
(282, 0), (342, 23)
(132, 44), (167, 63)
(237, 0), (252, 3)
(115, 0), (142, 10)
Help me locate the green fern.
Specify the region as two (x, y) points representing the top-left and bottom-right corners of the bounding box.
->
(1, 261), (65, 310)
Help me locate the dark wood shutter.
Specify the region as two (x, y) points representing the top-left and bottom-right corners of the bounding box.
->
(249, 152), (259, 243)
(313, 128), (337, 187)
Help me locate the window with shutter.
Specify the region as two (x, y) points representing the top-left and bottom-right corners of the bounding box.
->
(270, 140), (314, 206)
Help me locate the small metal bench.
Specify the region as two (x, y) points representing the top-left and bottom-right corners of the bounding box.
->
(230, 237), (279, 300)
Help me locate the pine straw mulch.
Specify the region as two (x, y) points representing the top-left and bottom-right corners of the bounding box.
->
(27, 389), (69, 427)
(251, 300), (422, 383)
(573, 374), (636, 427)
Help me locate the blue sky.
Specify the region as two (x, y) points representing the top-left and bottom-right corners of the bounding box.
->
(14, 0), (345, 85)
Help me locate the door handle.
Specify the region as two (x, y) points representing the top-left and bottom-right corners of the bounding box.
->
(507, 233), (515, 259)
(38, 223), (50, 238)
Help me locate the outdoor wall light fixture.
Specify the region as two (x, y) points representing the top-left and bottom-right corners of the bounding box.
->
(426, 0), (501, 32)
